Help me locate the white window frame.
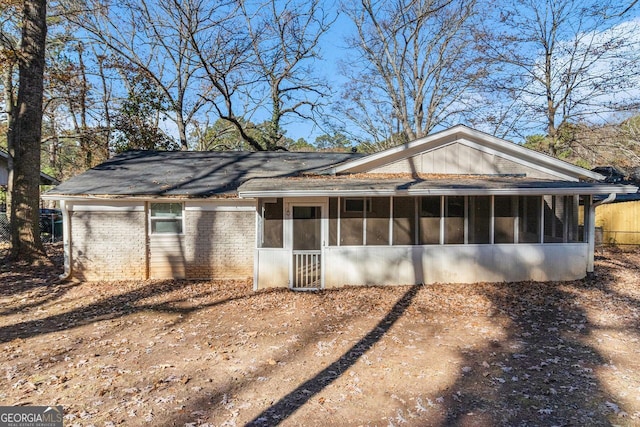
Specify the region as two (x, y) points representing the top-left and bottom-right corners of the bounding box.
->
(149, 202), (184, 235)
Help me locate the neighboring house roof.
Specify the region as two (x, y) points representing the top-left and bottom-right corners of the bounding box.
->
(238, 175), (638, 198)
(329, 125), (604, 182)
(44, 150), (362, 198)
(0, 150), (60, 186)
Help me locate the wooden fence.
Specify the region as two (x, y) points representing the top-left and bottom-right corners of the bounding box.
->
(595, 200), (640, 246)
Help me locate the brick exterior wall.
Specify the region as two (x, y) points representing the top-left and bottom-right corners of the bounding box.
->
(71, 210), (147, 281)
(70, 206), (256, 281)
(183, 210), (255, 279)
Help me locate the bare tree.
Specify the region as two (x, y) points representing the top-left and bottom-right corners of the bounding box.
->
(184, 0), (334, 151)
(237, 0), (333, 150)
(64, 0), (213, 150)
(8, 0), (48, 261)
(479, 0), (640, 152)
(338, 0), (483, 150)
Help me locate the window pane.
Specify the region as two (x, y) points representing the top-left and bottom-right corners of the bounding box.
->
(366, 197), (389, 245)
(444, 196), (464, 244)
(494, 196), (515, 243)
(419, 196), (440, 244)
(393, 197), (415, 245)
(345, 198), (368, 212)
(518, 196), (540, 243)
(151, 202), (182, 217)
(469, 196), (491, 244)
(263, 198), (283, 248)
(152, 218), (183, 234)
(150, 203), (183, 234)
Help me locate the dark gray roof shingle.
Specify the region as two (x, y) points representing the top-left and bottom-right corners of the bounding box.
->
(45, 150), (361, 197)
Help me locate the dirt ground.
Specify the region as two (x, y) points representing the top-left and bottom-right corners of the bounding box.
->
(1, 244), (639, 426)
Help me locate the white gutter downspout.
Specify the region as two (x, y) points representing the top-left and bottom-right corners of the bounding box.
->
(587, 193), (616, 273)
(58, 200), (72, 280)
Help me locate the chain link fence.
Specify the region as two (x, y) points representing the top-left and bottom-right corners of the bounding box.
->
(0, 213), (9, 242)
(0, 211), (63, 243)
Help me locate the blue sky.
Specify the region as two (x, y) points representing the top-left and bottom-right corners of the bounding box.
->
(275, 7), (355, 143)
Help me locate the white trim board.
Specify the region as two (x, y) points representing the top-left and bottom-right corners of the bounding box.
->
(69, 203), (145, 212)
(185, 200), (256, 212)
(331, 125), (604, 181)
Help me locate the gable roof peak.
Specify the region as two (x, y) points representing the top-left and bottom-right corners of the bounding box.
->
(331, 125), (603, 182)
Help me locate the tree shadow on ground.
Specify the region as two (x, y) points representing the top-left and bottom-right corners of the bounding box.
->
(245, 285), (421, 426)
(0, 244), (74, 315)
(0, 278), (257, 344)
(439, 271), (634, 426)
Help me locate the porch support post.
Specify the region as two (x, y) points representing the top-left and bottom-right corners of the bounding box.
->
(59, 199), (73, 281)
(489, 195), (495, 245)
(540, 197), (545, 244)
(588, 193), (616, 273)
(587, 195), (595, 273)
(389, 196), (393, 246)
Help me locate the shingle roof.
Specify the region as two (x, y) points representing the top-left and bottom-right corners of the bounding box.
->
(238, 175), (639, 197)
(44, 150), (361, 198)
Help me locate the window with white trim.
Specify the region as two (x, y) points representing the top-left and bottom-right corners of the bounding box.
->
(150, 202), (184, 234)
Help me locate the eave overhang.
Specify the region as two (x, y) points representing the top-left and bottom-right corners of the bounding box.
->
(40, 193), (244, 202)
(238, 176), (638, 199)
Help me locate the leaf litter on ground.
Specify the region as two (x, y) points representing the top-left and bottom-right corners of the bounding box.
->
(1, 243), (640, 425)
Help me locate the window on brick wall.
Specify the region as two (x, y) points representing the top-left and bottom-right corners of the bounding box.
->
(150, 203), (184, 234)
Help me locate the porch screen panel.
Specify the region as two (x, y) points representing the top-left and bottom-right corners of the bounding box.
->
(444, 196), (465, 244)
(567, 196), (580, 243)
(340, 198), (364, 245)
(293, 206), (321, 250)
(544, 195), (564, 243)
(329, 198), (338, 246)
(393, 197), (415, 245)
(469, 196), (491, 244)
(578, 196), (588, 243)
(366, 197), (390, 245)
(494, 196), (515, 243)
(262, 198), (283, 248)
(518, 196), (541, 243)
(419, 196), (440, 244)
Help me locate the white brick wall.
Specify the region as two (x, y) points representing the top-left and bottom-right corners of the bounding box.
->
(183, 210), (255, 279)
(70, 204), (256, 281)
(71, 211), (147, 281)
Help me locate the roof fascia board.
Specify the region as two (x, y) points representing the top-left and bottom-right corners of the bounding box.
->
(239, 184), (638, 199)
(332, 125), (604, 181)
(41, 194), (249, 202)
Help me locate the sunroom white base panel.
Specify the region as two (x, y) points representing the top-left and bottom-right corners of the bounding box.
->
(323, 244), (588, 287)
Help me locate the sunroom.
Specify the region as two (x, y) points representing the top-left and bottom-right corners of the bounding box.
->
(240, 175), (633, 290)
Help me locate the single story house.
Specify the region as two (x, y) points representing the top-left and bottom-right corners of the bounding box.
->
(43, 125), (637, 289)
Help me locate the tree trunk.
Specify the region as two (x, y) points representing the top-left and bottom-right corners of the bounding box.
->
(3, 64), (15, 221)
(9, 0), (48, 262)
